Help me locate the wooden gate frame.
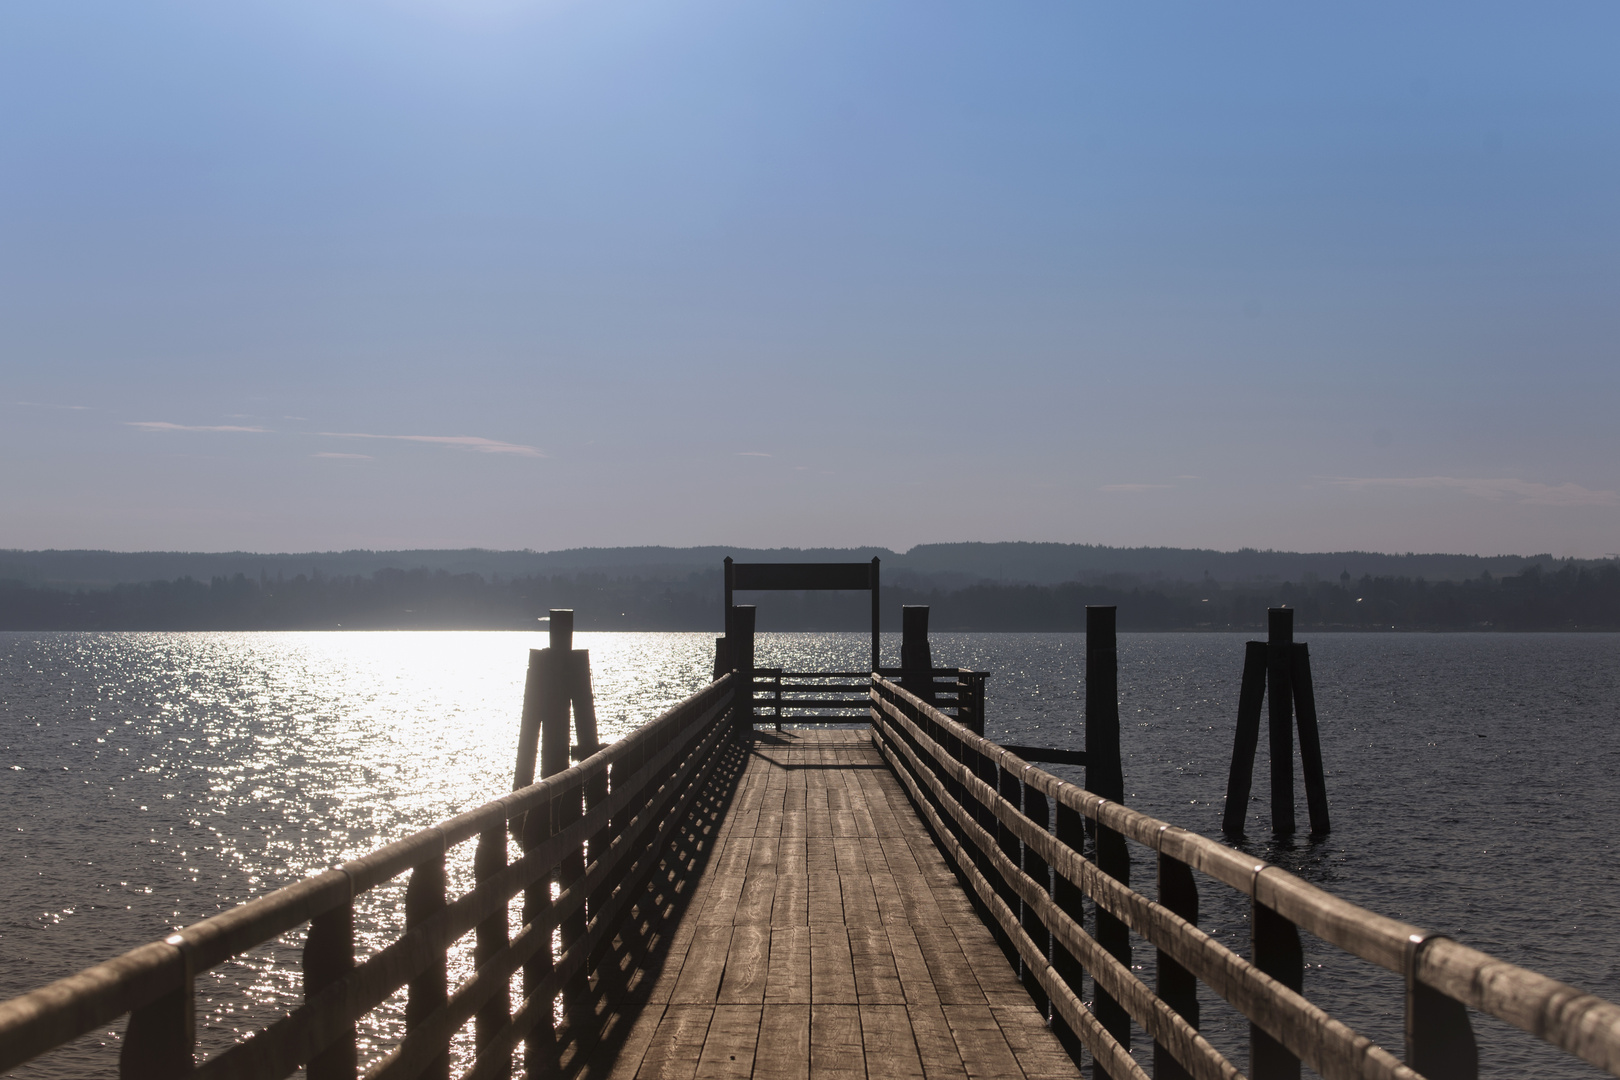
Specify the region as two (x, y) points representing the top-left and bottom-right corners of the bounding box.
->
(723, 556), (881, 671)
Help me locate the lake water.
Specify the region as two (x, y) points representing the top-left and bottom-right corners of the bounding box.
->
(2, 630), (1617, 1077)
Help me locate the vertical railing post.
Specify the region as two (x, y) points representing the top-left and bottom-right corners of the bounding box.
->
(1086, 605), (1130, 1077)
(1251, 880), (1302, 1080)
(405, 849), (450, 1080)
(305, 884), (357, 1080)
(474, 825), (511, 1079)
(954, 671), (986, 735)
(1405, 936), (1478, 1080)
(521, 799), (556, 1077)
(995, 762), (1024, 968)
(572, 649), (611, 982)
(1154, 852), (1198, 1080)
(120, 939), (194, 1079)
(1022, 778), (1051, 1018)
(1051, 798), (1086, 1060)
(1267, 608), (1296, 835)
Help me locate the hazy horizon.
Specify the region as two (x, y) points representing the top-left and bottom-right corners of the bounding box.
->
(4, 3), (1616, 557)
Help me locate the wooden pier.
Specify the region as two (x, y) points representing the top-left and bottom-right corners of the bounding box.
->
(4, 573), (1620, 1079)
(584, 727), (1076, 1080)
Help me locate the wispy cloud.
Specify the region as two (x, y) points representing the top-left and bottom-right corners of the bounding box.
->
(312, 451), (373, 460)
(1101, 483), (1174, 493)
(127, 421), (271, 433)
(737, 451), (772, 457)
(1324, 476), (1618, 508)
(319, 432), (544, 457)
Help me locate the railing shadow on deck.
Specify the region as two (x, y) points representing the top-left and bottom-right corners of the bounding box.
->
(0, 675), (746, 1080)
(868, 673), (1620, 1080)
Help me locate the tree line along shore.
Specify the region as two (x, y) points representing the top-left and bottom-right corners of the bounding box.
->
(2, 562), (1617, 632)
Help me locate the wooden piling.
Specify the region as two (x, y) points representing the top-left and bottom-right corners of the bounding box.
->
(712, 636), (729, 681)
(870, 556), (881, 672)
(901, 605), (935, 705)
(1266, 608), (1296, 836)
(1084, 605), (1129, 1078)
(729, 604), (756, 729)
(1221, 641), (1268, 837)
(1291, 643), (1331, 836)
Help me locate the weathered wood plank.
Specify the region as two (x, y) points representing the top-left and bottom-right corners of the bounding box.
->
(634, 1004), (712, 1080)
(809, 1003), (865, 1080)
(718, 925), (770, 1004)
(810, 927), (858, 1005)
(860, 1003), (925, 1079)
(755, 1004), (811, 1080)
(694, 1003), (761, 1080)
(571, 729), (1078, 1080)
(765, 926), (813, 1005)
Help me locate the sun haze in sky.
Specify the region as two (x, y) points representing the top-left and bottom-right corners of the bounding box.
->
(3, 1), (1616, 556)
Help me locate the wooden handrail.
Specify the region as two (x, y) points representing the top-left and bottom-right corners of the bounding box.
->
(0, 674), (737, 1078)
(868, 673), (1620, 1079)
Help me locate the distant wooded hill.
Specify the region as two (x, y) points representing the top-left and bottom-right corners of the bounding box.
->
(2, 561), (1616, 631)
(0, 542), (1591, 591)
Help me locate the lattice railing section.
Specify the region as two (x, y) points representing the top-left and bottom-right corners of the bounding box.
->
(0, 676), (736, 1079)
(868, 675), (1620, 1080)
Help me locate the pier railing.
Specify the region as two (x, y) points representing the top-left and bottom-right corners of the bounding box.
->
(0, 674), (737, 1080)
(750, 666), (986, 729)
(869, 673), (1620, 1080)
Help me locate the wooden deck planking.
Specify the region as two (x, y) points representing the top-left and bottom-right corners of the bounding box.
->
(581, 727), (1081, 1080)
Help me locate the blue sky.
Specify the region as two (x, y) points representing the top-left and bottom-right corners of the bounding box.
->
(3, 1), (1616, 556)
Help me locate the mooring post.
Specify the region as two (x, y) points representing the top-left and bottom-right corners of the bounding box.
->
(730, 604), (756, 731)
(1221, 641), (1268, 837)
(901, 605), (935, 705)
(1291, 643), (1331, 835)
(513, 650), (545, 793)
(712, 636), (729, 681)
(870, 556), (881, 672)
(540, 610), (574, 781)
(1267, 608), (1296, 835)
(1085, 604), (1130, 1077)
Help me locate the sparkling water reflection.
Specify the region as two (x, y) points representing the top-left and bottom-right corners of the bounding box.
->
(3, 631), (1618, 1077)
